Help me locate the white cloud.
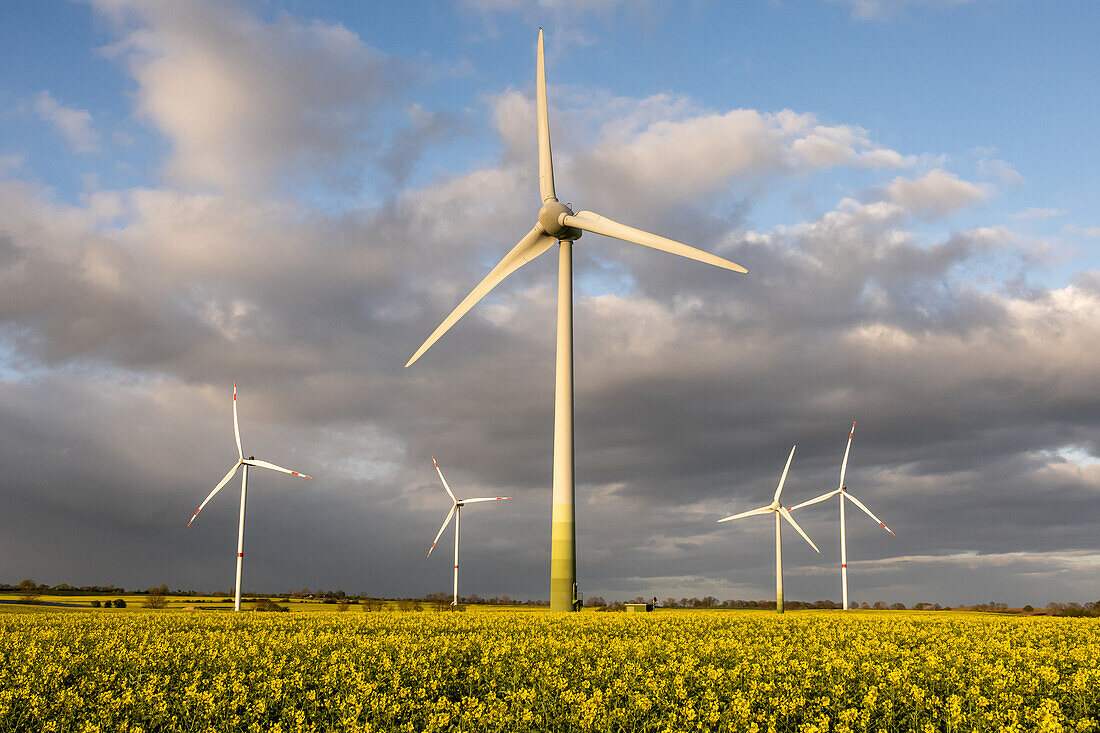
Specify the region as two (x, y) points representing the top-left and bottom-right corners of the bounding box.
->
(835, 0), (978, 21)
(462, 0), (634, 13)
(563, 103), (913, 210)
(977, 157), (1025, 188)
(883, 169), (989, 218)
(1010, 207), (1065, 221)
(33, 91), (101, 153)
(95, 0), (396, 193)
(1063, 224), (1100, 239)
(0, 153), (25, 174)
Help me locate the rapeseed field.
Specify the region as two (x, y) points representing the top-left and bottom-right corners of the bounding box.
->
(1, 610), (1096, 732)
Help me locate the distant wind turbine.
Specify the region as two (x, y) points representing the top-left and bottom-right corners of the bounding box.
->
(718, 446), (819, 613)
(406, 28), (748, 612)
(188, 383), (311, 612)
(789, 422), (894, 610)
(426, 456), (510, 606)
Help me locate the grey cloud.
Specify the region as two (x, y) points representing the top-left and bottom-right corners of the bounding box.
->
(380, 105), (468, 186)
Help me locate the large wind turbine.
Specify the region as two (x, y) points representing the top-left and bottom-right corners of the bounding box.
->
(718, 446), (819, 613)
(426, 456), (510, 606)
(188, 383), (311, 612)
(406, 29), (747, 612)
(789, 422), (894, 610)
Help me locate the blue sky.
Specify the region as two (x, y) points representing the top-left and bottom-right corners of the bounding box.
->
(6, 1), (1098, 233)
(1, 0), (1099, 606)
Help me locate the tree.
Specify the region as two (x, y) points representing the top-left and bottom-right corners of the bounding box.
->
(1022, 605), (1034, 613)
(587, 596), (606, 607)
(90, 600), (101, 608)
(142, 585), (169, 609)
(112, 599), (127, 608)
(253, 598), (287, 612)
(17, 579), (40, 604)
(888, 602), (905, 610)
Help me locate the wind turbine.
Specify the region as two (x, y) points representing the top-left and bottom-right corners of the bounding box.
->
(426, 456), (510, 606)
(406, 28), (747, 612)
(789, 422), (894, 610)
(187, 383), (311, 612)
(718, 446), (819, 613)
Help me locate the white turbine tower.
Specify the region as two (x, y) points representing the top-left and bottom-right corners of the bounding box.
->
(188, 383), (311, 612)
(426, 456), (510, 606)
(789, 422), (894, 610)
(718, 446), (819, 613)
(406, 28), (747, 612)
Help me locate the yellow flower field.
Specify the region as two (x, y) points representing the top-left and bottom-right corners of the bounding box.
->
(1, 610), (1097, 732)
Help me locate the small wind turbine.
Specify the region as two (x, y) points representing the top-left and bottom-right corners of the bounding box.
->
(789, 422), (894, 610)
(406, 28), (747, 612)
(426, 456), (510, 606)
(718, 446), (819, 613)
(188, 382), (311, 612)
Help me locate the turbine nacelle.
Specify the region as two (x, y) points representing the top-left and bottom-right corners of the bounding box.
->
(538, 201), (581, 241)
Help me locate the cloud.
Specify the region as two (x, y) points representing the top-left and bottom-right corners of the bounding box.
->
(880, 169), (989, 218)
(0, 154), (24, 174)
(380, 104), (466, 186)
(555, 102), (914, 213)
(1063, 224), (1100, 239)
(833, 0), (978, 21)
(4, 136), (1100, 603)
(33, 92), (101, 153)
(1010, 207), (1065, 221)
(461, 0), (639, 15)
(977, 157), (1025, 188)
(94, 0), (400, 193)
(3, 8), (1100, 605)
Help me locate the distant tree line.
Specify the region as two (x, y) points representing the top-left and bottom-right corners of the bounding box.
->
(1, 580), (127, 595)
(6, 580), (1097, 614)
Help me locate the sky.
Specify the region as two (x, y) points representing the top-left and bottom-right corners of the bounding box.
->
(1, 0), (1098, 607)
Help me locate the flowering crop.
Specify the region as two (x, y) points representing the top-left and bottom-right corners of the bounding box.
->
(1, 610), (1096, 732)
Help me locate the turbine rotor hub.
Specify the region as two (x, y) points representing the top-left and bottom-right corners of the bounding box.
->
(538, 200), (581, 241)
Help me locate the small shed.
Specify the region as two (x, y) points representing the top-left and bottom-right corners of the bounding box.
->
(625, 603), (654, 613)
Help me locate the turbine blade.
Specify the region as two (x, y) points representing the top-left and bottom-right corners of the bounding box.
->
(537, 28), (556, 203)
(838, 421), (855, 490)
(188, 462), (241, 526)
(405, 225), (555, 367)
(427, 504), (457, 558)
(242, 458), (311, 479)
(562, 210), (748, 273)
(459, 497), (511, 504)
(233, 382), (242, 460)
(717, 505), (774, 522)
(789, 488), (842, 512)
(845, 492), (895, 536)
(773, 445), (797, 503)
(779, 506), (820, 553)
(432, 455), (457, 503)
